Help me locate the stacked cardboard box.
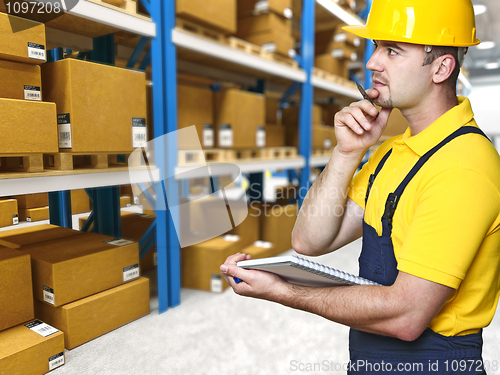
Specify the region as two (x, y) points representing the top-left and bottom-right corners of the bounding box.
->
(0, 225), (149, 349)
(0, 199), (19, 227)
(176, 0), (236, 34)
(236, 0), (295, 57)
(260, 202), (298, 254)
(71, 189), (91, 215)
(14, 193), (49, 223)
(264, 96), (286, 147)
(0, 13), (58, 155)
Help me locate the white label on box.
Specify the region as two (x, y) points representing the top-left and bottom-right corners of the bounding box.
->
(254, 0), (269, 12)
(222, 234), (240, 242)
(331, 49), (344, 59)
(334, 33), (348, 43)
(27, 42), (46, 60)
(203, 124), (214, 148)
(49, 352), (65, 371)
(25, 320), (58, 337)
(283, 7), (293, 19)
(219, 124), (233, 147)
(12, 214), (19, 225)
(104, 238), (135, 246)
(262, 43), (277, 53)
(123, 264), (140, 282)
(57, 113), (72, 149)
(24, 85), (41, 101)
(211, 274), (223, 293)
(134, 195), (140, 205)
(27, 217), (32, 222)
(43, 285), (55, 305)
(324, 138), (332, 149)
(254, 240), (273, 249)
(256, 126), (266, 148)
(132, 117), (147, 148)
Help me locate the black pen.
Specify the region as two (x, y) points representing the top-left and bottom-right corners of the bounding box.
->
(356, 82), (379, 119)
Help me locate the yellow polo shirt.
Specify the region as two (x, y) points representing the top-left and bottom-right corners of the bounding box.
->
(348, 97), (500, 336)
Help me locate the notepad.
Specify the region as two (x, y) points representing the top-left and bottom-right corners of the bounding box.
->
(237, 255), (381, 287)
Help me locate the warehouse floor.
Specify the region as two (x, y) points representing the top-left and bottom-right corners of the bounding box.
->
(50, 238), (500, 375)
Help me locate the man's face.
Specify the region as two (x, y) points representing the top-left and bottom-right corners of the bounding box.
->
(366, 41), (432, 109)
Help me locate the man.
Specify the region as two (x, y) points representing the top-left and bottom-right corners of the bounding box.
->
(220, 0), (500, 373)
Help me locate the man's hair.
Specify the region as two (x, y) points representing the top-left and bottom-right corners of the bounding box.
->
(422, 46), (459, 93)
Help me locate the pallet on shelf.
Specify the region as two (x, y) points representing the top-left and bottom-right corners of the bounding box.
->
(313, 67), (357, 89)
(178, 147), (298, 166)
(312, 148), (334, 157)
(0, 154), (44, 173)
(43, 152), (131, 171)
(176, 19), (226, 43)
(87, 0), (150, 21)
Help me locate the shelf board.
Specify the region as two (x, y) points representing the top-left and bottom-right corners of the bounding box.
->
(310, 156), (331, 167)
(316, 0), (364, 26)
(173, 29), (307, 83)
(175, 157), (306, 179)
(0, 168), (159, 197)
(312, 75), (362, 99)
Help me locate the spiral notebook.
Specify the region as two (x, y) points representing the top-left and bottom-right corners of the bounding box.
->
(237, 255), (380, 287)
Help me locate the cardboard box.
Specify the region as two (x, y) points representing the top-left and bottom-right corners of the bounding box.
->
(241, 30), (295, 56)
(265, 124), (285, 147)
(214, 89), (265, 148)
(225, 207), (260, 248)
(34, 277), (150, 349)
(0, 13), (46, 64)
(177, 0), (236, 34)
(238, 0), (292, 17)
(315, 28), (361, 55)
(0, 224), (80, 249)
(260, 203), (298, 255)
(0, 199), (19, 228)
(0, 320), (65, 374)
(282, 103), (323, 126)
(384, 108), (408, 137)
(265, 97), (280, 124)
(286, 124), (336, 149)
(19, 207), (49, 223)
(315, 54), (349, 78)
(237, 12), (291, 36)
(241, 241), (276, 259)
(120, 196), (131, 208)
(322, 103), (342, 126)
(0, 247), (34, 332)
(19, 232), (140, 306)
(41, 59), (147, 153)
(0, 98), (57, 153)
(14, 193), (48, 209)
(71, 189), (91, 214)
(178, 84), (214, 148)
(0, 60), (42, 100)
(182, 236), (245, 292)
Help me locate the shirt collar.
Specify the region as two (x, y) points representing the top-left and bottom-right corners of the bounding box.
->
(402, 97), (475, 157)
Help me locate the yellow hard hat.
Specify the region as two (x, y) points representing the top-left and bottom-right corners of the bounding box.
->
(343, 0), (480, 47)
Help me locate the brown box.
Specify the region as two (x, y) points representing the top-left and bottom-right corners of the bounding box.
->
(384, 108), (408, 138)
(14, 193), (48, 209)
(19, 207), (49, 222)
(0, 224), (80, 249)
(0, 98), (57, 154)
(315, 54), (349, 78)
(182, 236), (245, 292)
(237, 12), (292, 36)
(0, 320), (65, 374)
(0, 199), (19, 228)
(41, 59), (147, 153)
(71, 189), (91, 214)
(120, 196), (131, 208)
(238, 0), (292, 17)
(241, 241), (276, 259)
(322, 103), (342, 126)
(225, 207), (260, 248)
(286, 124), (336, 149)
(282, 103), (322, 126)
(265, 124), (285, 147)
(315, 28), (361, 55)
(214, 89), (265, 148)
(178, 84), (214, 148)
(265, 97), (280, 124)
(0, 247), (34, 332)
(34, 277), (150, 349)
(177, 0), (236, 34)
(0, 13), (46, 64)
(241, 30), (295, 56)
(0, 60), (41, 100)
(19, 232), (140, 306)
(261, 203), (298, 255)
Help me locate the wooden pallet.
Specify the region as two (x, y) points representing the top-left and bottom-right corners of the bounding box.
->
(86, 0), (150, 20)
(312, 148), (334, 157)
(176, 19), (226, 43)
(0, 154), (44, 173)
(178, 147), (298, 166)
(313, 67), (357, 89)
(43, 152), (132, 171)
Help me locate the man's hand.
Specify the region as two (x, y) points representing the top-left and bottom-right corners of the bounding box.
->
(334, 89), (393, 155)
(220, 253), (291, 302)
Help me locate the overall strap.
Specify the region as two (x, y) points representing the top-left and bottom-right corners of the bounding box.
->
(364, 149), (393, 206)
(381, 126), (490, 236)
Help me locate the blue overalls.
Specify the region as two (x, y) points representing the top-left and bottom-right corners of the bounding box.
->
(348, 126), (488, 375)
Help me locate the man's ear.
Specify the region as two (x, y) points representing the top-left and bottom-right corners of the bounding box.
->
(433, 55), (456, 84)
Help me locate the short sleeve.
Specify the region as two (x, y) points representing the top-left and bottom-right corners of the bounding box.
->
(398, 167), (500, 289)
(347, 160), (371, 209)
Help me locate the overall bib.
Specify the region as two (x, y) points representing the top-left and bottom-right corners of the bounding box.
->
(348, 127), (488, 375)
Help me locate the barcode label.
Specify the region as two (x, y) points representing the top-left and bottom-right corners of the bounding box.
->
(123, 264), (140, 282)
(27, 217), (32, 222)
(49, 352), (65, 371)
(43, 285), (55, 305)
(219, 124), (233, 147)
(57, 113), (71, 149)
(25, 320), (58, 337)
(256, 126), (266, 148)
(104, 238), (134, 247)
(324, 138), (332, 149)
(211, 274), (223, 293)
(262, 43), (277, 53)
(27, 42), (46, 60)
(12, 214), (19, 225)
(222, 234), (240, 242)
(203, 124), (214, 148)
(24, 85), (41, 101)
(254, 240), (273, 249)
(132, 118), (147, 148)
(254, 0), (269, 12)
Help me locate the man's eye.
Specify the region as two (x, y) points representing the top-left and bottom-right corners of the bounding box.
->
(388, 49), (398, 56)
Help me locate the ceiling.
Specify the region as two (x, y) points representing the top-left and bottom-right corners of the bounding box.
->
(466, 0), (500, 84)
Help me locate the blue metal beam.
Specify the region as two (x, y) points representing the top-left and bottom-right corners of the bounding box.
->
(126, 36), (150, 69)
(139, 220), (157, 250)
(278, 81), (301, 108)
(80, 211), (94, 232)
(138, 0), (151, 15)
(48, 191), (72, 228)
(140, 234), (156, 261)
(138, 49), (151, 71)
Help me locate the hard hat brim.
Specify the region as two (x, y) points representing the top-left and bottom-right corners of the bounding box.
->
(342, 25), (481, 47)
